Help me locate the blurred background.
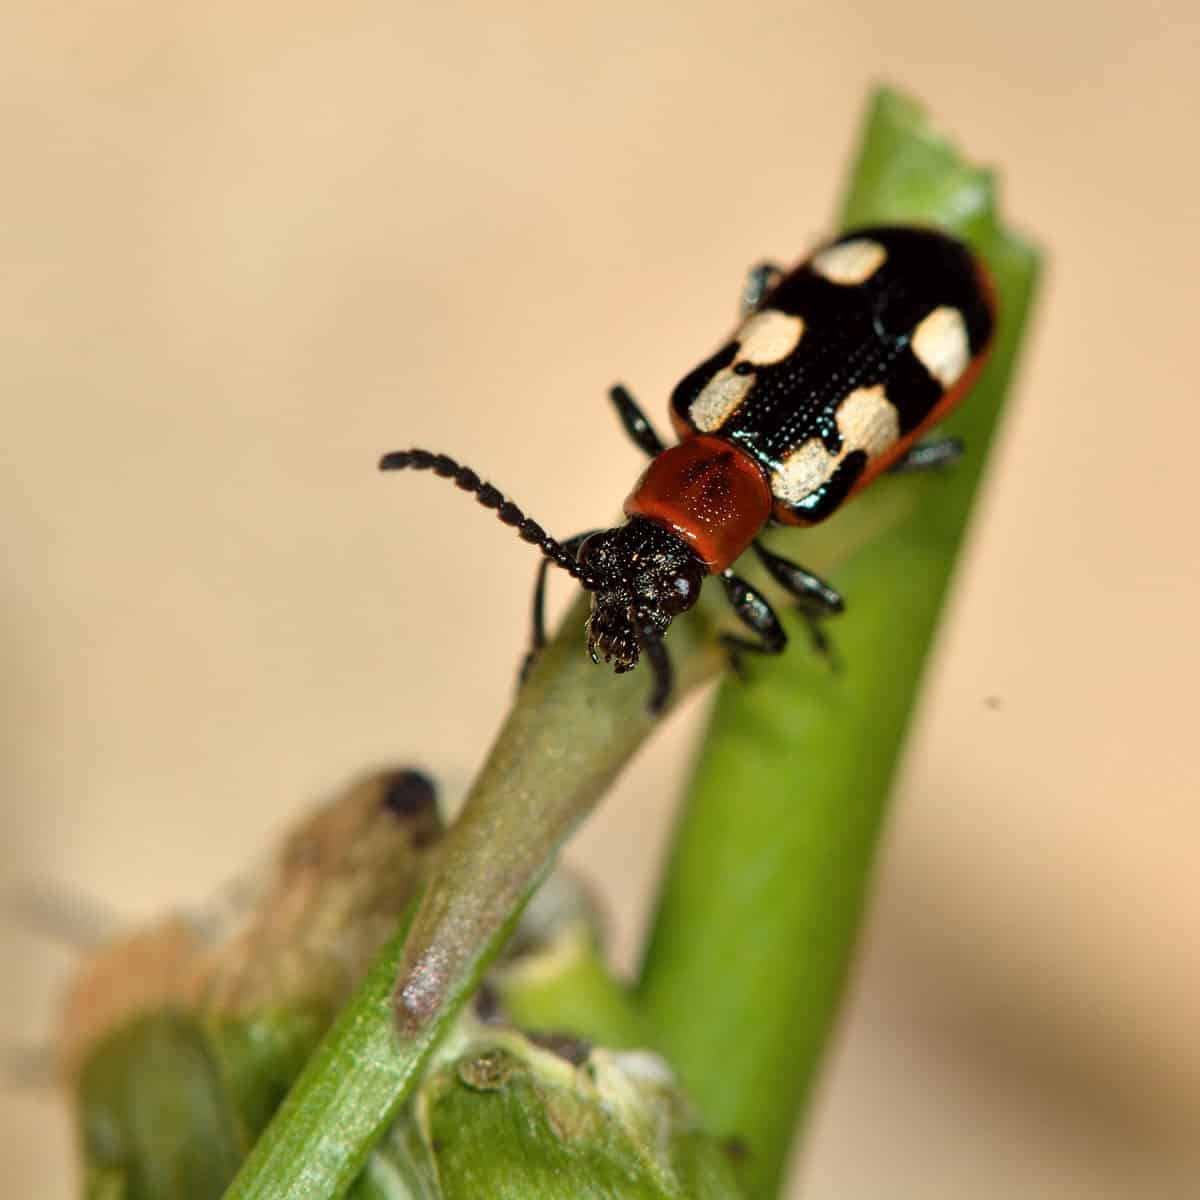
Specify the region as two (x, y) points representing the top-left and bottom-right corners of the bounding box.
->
(3, 1), (1198, 1195)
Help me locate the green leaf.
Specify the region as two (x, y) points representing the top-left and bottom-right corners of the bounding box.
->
(636, 86), (1041, 1199)
(491, 886), (649, 1050)
(79, 1013), (245, 1200)
(415, 1029), (745, 1199)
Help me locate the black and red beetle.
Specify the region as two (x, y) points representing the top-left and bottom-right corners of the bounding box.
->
(381, 226), (994, 711)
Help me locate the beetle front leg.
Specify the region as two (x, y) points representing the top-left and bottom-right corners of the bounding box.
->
(741, 262), (784, 315)
(633, 616), (673, 714)
(520, 529), (597, 682)
(608, 385), (666, 458)
(751, 541), (843, 664)
(888, 436), (963, 474)
(718, 569), (788, 676)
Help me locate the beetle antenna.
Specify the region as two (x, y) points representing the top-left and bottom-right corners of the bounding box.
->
(379, 449), (599, 589)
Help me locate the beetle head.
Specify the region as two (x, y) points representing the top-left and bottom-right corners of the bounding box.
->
(577, 518), (705, 672)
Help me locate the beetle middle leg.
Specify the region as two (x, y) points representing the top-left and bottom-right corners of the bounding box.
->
(751, 541), (843, 665)
(718, 569), (788, 676)
(521, 529), (598, 681)
(741, 262), (784, 315)
(608, 385), (666, 458)
(889, 436), (963, 474)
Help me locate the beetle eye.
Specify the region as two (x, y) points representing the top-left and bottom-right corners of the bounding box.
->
(577, 533), (604, 565)
(660, 567), (702, 616)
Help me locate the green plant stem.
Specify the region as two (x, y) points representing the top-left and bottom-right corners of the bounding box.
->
(635, 88), (1041, 1200)
(384, 610), (718, 1043)
(221, 912), (418, 1200)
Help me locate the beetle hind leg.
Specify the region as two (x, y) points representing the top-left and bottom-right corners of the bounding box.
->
(889, 436), (964, 474)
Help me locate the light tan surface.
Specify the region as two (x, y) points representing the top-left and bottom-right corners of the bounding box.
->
(4, 2), (1198, 1194)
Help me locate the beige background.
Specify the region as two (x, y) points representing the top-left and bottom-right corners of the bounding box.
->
(4, 1), (1199, 1195)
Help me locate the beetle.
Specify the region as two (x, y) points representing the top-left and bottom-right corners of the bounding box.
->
(380, 225), (995, 712)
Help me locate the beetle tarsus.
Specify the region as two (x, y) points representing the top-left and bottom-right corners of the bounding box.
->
(800, 611), (843, 671)
(718, 634), (755, 680)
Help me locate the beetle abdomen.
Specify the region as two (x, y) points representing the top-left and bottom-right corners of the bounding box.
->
(669, 226), (995, 526)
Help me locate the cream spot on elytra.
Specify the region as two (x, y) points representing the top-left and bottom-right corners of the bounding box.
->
(810, 237), (888, 285)
(834, 384), (899, 459)
(771, 384), (899, 506)
(689, 370), (753, 432)
(688, 311), (804, 432)
(773, 439), (837, 506)
(911, 305), (969, 388)
(736, 309), (805, 366)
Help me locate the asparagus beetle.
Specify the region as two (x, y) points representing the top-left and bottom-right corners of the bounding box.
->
(380, 226), (994, 711)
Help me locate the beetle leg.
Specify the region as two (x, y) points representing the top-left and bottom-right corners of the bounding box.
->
(741, 262), (784, 315)
(718, 569), (788, 676)
(633, 615), (673, 714)
(888, 436), (964, 474)
(751, 542), (843, 614)
(521, 530), (598, 682)
(608, 384), (666, 458)
(751, 541), (843, 666)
